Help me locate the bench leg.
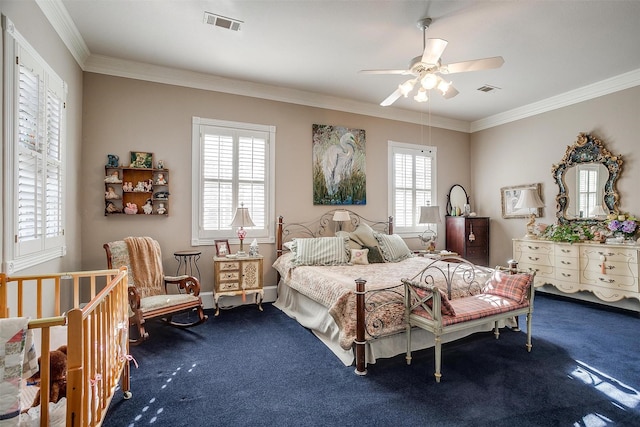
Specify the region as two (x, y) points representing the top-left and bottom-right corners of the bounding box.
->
(526, 311), (533, 352)
(493, 321), (500, 339)
(406, 324), (412, 365)
(434, 336), (442, 383)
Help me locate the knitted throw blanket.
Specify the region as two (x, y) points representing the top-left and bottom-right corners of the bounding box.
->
(125, 237), (164, 299)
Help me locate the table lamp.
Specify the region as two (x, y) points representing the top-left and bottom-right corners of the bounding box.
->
(230, 202), (255, 256)
(418, 206), (441, 252)
(332, 210), (351, 232)
(514, 189), (544, 239)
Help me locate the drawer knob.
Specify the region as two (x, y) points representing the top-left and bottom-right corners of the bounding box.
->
(561, 249), (570, 253)
(528, 256), (539, 261)
(561, 273), (572, 277)
(598, 278), (615, 284)
(527, 246), (540, 250)
(561, 260), (571, 265)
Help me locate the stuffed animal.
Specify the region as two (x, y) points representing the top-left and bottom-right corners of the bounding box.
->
(23, 345), (67, 412)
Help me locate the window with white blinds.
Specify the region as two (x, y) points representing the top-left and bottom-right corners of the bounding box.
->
(191, 117), (275, 245)
(3, 17), (67, 273)
(577, 165), (600, 218)
(388, 141), (437, 234)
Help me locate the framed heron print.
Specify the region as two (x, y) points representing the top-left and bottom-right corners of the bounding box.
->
(312, 124), (366, 205)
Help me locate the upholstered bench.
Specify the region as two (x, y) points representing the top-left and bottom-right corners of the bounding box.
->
(403, 261), (534, 383)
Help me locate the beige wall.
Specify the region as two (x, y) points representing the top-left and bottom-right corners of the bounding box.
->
(81, 73), (470, 299)
(471, 86), (640, 268)
(0, 0), (84, 275)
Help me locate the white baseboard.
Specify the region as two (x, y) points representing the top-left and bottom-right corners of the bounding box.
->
(200, 286), (278, 310)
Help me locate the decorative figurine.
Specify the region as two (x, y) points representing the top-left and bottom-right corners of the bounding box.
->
(156, 173), (166, 185)
(142, 199), (153, 215)
(105, 201), (121, 214)
(154, 191), (170, 200)
(104, 171), (122, 183)
(124, 203), (138, 215)
(105, 186), (120, 199)
(156, 203), (166, 215)
(107, 154), (119, 167)
(157, 160), (165, 169)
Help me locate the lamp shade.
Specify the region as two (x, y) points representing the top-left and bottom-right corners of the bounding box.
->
(230, 204), (255, 228)
(418, 206), (442, 224)
(514, 189), (544, 210)
(332, 210), (351, 222)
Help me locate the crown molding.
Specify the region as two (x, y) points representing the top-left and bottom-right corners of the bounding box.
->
(84, 54), (470, 133)
(36, 0), (90, 66)
(470, 68), (640, 132)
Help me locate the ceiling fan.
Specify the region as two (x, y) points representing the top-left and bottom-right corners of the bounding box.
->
(360, 17), (504, 107)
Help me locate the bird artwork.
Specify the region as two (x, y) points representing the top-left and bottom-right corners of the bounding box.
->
(313, 124), (366, 205)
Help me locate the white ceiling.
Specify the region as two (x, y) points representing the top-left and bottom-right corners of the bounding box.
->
(53, 0), (640, 130)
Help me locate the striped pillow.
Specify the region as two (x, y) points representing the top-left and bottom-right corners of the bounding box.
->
(374, 233), (413, 262)
(292, 237), (350, 266)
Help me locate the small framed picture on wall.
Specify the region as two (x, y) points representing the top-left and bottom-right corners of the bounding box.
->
(215, 240), (230, 257)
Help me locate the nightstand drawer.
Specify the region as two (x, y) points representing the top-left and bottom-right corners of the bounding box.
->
(219, 271), (240, 281)
(219, 281), (241, 292)
(218, 260), (241, 271)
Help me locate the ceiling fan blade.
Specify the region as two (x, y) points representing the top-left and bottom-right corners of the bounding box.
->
(443, 56), (505, 74)
(442, 84), (459, 99)
(380, 88), (402, 106)
(421, 38), (448, 65)
(359, 69), (411, 75)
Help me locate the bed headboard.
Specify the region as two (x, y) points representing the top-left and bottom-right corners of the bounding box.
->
(276, 209), (393, 257)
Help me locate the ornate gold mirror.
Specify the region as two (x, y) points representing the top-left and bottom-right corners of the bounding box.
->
(551, 133), (622, 225)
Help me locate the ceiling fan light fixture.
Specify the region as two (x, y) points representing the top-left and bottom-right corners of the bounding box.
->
(437, 79), (451, 95)
(420, 73), (438, 90)
(414, 88), (428, 102)
(399, 79), (415, 97)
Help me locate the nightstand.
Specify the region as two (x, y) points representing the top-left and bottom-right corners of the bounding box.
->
(213, 256), (264, 316)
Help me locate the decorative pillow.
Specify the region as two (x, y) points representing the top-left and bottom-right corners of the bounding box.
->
(351, 223), (379, 248)
(350, 248), (369, 265)
(374, 233), (413, 262)
(415, 287), (456, 316)
(291, 236), (350, 266)
(336, 231), (363, 250)
(283, 241), (295, 251)
(364, 245), (385, 263)
(482, 271), (532, 303)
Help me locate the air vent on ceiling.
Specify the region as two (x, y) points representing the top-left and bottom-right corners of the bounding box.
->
(477, 84), (501, 93)
(203, 12), (243, 31)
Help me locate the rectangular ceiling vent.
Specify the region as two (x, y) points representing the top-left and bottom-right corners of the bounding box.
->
(477, 84), (501, 93)
(204, 12), (243, 31)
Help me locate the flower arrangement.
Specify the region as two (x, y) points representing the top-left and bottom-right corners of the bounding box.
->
(606, 213), (638, 239)
(539, 223), (594, 243)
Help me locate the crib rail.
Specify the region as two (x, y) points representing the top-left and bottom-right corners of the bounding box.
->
(0, 267), (130, 427)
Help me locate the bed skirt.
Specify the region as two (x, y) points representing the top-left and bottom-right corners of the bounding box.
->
(274, 279), (505, 367)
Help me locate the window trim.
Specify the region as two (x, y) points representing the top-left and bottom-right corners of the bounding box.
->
(191, 117), (276, 246)
(387, 140), (438, 236)
(2, 16), (67, 274)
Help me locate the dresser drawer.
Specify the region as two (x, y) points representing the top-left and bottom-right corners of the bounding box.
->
(514, 241), (553, 266)
(555, 267), (579, 282)
(518, 262), (554, 280)
(218, 260), (241, 271)
(580, 246), (638, 264)
(218, 281), (241, 292)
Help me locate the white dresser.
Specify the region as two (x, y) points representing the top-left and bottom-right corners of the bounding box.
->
(513, 239), (640, 306)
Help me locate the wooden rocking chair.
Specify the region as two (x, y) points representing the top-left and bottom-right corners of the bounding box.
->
(104, 236), (208, 344)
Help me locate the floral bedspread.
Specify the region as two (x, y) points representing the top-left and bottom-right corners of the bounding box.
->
(273, 253), (491, 350)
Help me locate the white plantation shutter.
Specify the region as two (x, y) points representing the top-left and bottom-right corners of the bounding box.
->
(4, 18), (67, 272)
(192, 118), (275, 245)
(577, 165), (599, 218)
(389, 142), (437, 233)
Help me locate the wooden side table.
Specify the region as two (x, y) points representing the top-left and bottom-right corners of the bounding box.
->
(213, 256), (264, 316)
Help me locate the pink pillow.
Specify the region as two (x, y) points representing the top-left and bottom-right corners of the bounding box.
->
(483, 271), (532, 303)
(415, 287), (456, 316)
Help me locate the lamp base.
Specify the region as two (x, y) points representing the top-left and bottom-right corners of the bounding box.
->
(235, 250), (248, 257)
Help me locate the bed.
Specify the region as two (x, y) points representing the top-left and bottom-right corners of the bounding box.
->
(0, 267), (131, 426)
(273, 210), (511, 374)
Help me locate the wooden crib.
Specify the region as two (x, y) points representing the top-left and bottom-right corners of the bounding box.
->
(0, 267), (131, 426)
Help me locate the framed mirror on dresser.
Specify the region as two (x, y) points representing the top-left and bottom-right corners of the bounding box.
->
(513, 133), (639, 312)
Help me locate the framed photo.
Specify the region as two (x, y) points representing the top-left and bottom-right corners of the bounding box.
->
(501, 183), (543, 219)
(215, 239), (230, 257)
(129, 151), (153, 168)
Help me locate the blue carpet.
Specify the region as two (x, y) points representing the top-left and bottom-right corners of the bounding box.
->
(103, 294), (640, 426)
